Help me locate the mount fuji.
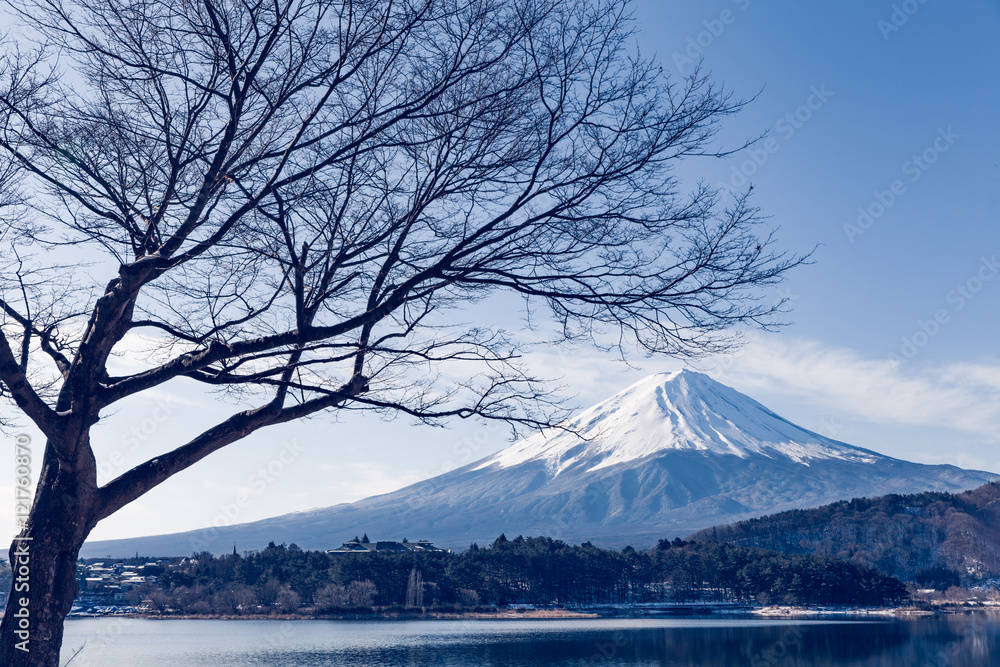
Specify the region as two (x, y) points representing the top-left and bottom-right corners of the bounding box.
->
(82, 370), (999, 557)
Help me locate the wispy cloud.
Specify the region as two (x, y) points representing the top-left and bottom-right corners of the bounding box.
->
(698, 335), (1000, 443)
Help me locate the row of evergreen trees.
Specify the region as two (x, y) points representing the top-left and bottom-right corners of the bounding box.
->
(113, 535), (907, 614)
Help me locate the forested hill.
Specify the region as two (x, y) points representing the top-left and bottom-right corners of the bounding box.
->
(689, 482), (1000, 585)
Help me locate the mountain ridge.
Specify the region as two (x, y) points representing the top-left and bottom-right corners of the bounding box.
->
(688, 481), (1000, 584)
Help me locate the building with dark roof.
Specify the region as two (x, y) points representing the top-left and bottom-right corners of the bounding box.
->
(327, 538), (447, 554)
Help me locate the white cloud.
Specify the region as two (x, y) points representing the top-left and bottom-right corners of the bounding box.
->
(698, 334), (1000, 443)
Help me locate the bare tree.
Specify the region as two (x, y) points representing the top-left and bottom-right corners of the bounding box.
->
(0, 0), (801, 662)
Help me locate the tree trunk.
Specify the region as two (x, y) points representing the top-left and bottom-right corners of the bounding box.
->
(0, 445), (97, 666)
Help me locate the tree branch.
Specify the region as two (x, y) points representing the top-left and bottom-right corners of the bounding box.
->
(0, 326), (58, 438)
(95, 373), (370, 521)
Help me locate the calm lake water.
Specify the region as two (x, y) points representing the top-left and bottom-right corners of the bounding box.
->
(60, 614), (1000, 666)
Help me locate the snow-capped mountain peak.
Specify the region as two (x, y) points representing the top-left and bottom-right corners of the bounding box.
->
(83, 368), (1000, 557)
(476, 369), (879, 476)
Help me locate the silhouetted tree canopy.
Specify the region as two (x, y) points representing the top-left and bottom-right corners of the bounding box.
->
(0, 0), (802, 662)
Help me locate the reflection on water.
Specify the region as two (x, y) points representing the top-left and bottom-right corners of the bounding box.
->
(61, 613), (1000, 666)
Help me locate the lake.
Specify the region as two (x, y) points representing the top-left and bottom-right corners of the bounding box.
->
(60, 614), (1000, 666)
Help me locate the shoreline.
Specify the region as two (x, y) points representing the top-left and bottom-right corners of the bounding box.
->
(55, 604), (1000, 622)
(65, 608), (601, 621)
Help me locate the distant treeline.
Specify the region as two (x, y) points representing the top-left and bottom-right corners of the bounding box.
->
(112, 535), (906, 614)
(690, 482), (1000, 585)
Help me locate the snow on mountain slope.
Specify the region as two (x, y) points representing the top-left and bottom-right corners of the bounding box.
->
(478, 369), (879, 475)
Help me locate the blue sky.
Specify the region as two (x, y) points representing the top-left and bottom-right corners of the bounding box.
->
(645, 0), (1000, 355)
(4, 0), (1000, 542)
